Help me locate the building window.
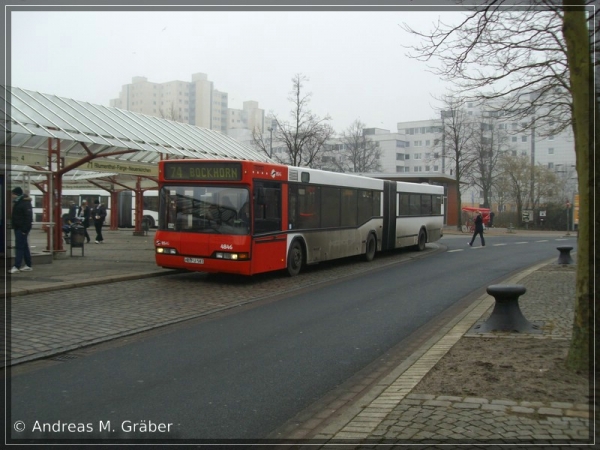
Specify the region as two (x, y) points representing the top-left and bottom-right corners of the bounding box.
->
(548, 135), (555, 141)
(512, 136), (517, 142)
(414, 153), (422, 160)
(425, 165), (430, 171)
(413, 141), (422, 147)
(414, 166), (422, 172)
(433, 165), (439, 172)
(396, 153), (404, 160)
(396, 166), (404, 173)
(548, 147), (554, 154)
(521, 135), (527, 142)
(425, 140), (430, 146)
(548, 162), (554, 169)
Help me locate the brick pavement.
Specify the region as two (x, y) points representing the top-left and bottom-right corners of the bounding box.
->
(5, 227), (592, 444)
(314, 259), (593, 445)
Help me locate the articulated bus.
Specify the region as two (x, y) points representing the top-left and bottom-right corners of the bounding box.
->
(155, 159), (444, 276)
(28, 189), (159, 228)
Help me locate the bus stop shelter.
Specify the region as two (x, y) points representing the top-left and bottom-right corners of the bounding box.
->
(2, 86), (271, 254)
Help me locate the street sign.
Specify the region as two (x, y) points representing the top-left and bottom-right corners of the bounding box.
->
(522, 210), (533, 223)
(539, 210), (546, 218)
(9, 149), (48, 166)
(64, 157), (158, 177)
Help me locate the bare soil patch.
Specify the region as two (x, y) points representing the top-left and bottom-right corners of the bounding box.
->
(412, 337), (591, 404)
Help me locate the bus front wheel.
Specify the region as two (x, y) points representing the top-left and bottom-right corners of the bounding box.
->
(287, 240), (303, 276)
(363, 233), (376, 262)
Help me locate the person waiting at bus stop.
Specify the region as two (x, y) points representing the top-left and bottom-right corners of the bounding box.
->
(78, 199), (91, 243)
(468, 211), (485, 247)
(92, 199), (107, 244)
(9, 186), (33, 273)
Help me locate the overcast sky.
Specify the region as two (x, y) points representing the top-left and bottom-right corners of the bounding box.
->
(11, 9), (465, 133)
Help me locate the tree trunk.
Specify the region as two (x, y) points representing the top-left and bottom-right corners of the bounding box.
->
(562, 2), (591, 372)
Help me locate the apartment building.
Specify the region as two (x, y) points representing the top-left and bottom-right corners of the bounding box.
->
(110, 73), (264, 137)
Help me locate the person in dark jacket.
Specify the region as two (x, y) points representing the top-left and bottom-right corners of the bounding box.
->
(468, 211), (485, 247)
(92, 199), (107, 243)
(9, 186), (33, 273)
(67, 201), (78, 224)
(78, 199), (91, 243)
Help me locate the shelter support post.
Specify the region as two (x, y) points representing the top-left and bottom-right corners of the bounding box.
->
(49, 138), (65, 254)
(110, 190), (119, 230)
(133, 177), (145, 236)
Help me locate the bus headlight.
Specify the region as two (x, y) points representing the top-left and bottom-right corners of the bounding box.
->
(214, 252), (249, 260)
(156, 247), (178, 255)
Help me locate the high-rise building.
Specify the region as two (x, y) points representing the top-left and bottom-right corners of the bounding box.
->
(110, 73), (264, 138)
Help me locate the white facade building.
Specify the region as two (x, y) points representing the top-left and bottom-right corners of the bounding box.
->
(110, 73), (264, 137)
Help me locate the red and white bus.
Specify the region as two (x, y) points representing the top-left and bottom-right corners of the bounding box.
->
(154, 159), (444, 276)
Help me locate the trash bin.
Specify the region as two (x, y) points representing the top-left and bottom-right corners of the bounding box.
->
(70, 224), (85, 256)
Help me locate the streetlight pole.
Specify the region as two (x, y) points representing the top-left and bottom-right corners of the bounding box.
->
(566, 200), (571, 235)
(268, 119), (276, 159)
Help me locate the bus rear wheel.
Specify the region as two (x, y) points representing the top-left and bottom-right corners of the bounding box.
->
(287, 240), (303, 276)
(363, 233), (376, 262)
(416, 229), (427, 251)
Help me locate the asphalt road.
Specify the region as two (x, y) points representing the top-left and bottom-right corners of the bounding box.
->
(9, 234), (570, 442)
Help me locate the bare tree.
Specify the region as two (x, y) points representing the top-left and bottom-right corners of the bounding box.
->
(400, 2), (598, 137)
(334, 120), (382, 173)
(469, 115), (509, 208)
(159, 102), (181, 122)
(435, 96), (478, 230)
(402, 1), (595, 371)
(532, 164), (562, 208)
(253, 74), (334, 167)
(562, 1), (594, 372)
(251, 118), (272, 159)
(497, 153), (531, 223)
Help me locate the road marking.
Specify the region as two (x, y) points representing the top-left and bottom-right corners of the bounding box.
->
(493, 243), (507, 246)
(536, 240), (549, 242)
(515, 242), (528, 244)
(447, 249), (464, 253)
(555, 238), (570, 241)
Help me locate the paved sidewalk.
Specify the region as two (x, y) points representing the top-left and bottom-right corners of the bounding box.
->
(6, 228), (168, 297)
(4, 227), (591, 444)
(310, 259), (592, 445)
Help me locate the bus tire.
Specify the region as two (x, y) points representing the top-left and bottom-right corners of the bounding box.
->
(142, 216), (154, 229)
(287, 240), (303, 277)
(363, 233), (376, 262)
(416, 229), (427, 252)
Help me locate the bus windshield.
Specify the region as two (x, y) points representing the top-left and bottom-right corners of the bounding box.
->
(160, 185), (250, 235)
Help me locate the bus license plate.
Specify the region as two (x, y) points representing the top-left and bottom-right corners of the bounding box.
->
(184, 257), (204, 264)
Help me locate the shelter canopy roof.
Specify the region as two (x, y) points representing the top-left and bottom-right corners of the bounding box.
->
(2, 86), (271, 169)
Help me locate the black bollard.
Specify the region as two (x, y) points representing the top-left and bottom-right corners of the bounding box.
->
(473, 285), (540, 334)
(556, 246), (574, 265)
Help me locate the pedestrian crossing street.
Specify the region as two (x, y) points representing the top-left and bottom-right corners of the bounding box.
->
(446, 238), (572, 253)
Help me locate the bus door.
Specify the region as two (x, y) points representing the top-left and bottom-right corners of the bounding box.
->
(252, 181), (287, 274)
(381, 181), (396, 251)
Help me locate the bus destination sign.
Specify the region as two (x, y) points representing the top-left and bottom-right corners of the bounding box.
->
(164, 162), (242, 181)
